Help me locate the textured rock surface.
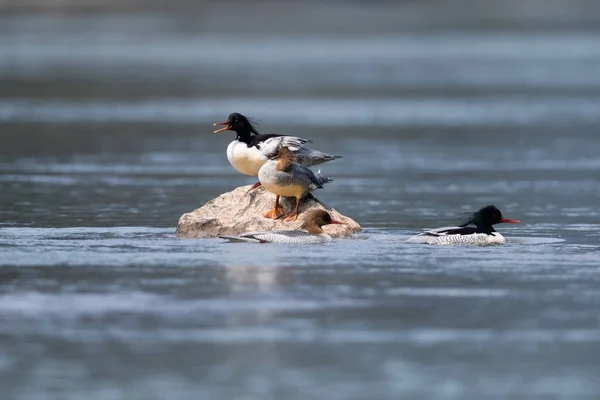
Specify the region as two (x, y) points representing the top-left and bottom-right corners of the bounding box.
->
(177, 185), (361, 238)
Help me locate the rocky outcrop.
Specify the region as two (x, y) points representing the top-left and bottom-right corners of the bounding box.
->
(176, 185), (360, 238)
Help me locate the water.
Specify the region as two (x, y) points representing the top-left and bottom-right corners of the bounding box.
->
(1, 5), (600, 400)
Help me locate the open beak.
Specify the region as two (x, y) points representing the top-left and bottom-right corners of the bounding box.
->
(213, 121), (232, 134)
(500, 217), (520, 224)
(329, 220), (347, 225)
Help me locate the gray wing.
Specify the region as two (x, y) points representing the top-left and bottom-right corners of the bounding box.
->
(293, 147), (342, 167)
(257, 136), (311, 159)
(220, 229), (299, 243)
(219, 235), (264, 243)
(221, 230), (330, 244)
(288, 164), (333, 191)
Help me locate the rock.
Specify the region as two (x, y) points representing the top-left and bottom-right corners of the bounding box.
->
(176, 185), (361, 238)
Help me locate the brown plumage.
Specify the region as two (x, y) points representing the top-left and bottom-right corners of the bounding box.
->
(276, 147), (294, 172)
(300, 210), (342, 234)
(260, 146), (333, 221)
(264, 146), (294, 219)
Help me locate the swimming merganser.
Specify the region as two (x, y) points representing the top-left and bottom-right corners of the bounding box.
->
(213, 113), (341, 188)
(406, 205), (520, 245)
(219, 210), (346, 243)
(258, 146), (333, 221)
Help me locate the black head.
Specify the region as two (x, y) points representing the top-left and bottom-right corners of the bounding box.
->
(213, 112), (260, 138)
(459, 205), (520, 231)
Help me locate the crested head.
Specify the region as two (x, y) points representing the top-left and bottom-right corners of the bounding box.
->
(459, 205), (520, 230)
(276, 146), (295, 171)
(228, 113), (259, 133)
(277, 146), (294, 159)
(213, 112), (260, 138)
(300, 210), (346, 234)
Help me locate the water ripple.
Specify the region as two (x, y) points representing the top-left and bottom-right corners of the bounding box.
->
(1, 97), (600, 127)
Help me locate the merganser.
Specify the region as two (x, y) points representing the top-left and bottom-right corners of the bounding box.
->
(258, 146), (333, 221)
(213, 113), (341, 188)
(219, 210), (346, 244)
(406, 205), (520, 245)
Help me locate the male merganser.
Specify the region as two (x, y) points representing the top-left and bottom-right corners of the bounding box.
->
(213, 113), (341, 188)
(258, 146), (333, 221)
(220, 210), (346, 244)
(406, 205), (520, 245)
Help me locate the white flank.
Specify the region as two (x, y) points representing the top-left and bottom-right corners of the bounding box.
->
(224, 231), (332, 244)
(406, 226), (506, 246)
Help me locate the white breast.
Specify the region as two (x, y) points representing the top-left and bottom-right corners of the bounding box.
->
(258, 161), (307, 199)
(226, 140), (268, 176)
(406, 230), (505, 245)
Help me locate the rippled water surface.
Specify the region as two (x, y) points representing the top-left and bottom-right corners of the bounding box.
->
(1, 7), (600, 400)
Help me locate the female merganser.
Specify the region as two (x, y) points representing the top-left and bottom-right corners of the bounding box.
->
(220, 210), (346, 244)
(406, 205), (520, 245)
(258, 146), (333, 221)
(213, 113), (341, 188)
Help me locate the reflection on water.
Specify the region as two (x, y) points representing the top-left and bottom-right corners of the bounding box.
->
(1, 5), (600, 400)
(224, 265), (280, 293)
(1, 227), (599, 399)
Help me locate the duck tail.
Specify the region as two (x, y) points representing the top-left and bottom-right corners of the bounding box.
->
(315, 169), (334, 187)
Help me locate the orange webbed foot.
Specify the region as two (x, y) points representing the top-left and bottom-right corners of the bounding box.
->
(283, 213), (299, 222)
(264, 206), (285, 219)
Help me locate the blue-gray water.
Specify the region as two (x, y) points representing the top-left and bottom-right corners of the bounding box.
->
(1, 7), (600, 400)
